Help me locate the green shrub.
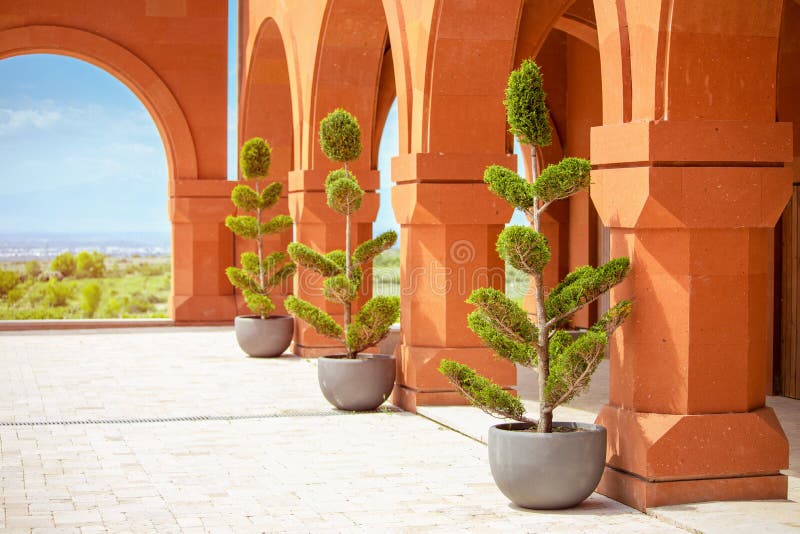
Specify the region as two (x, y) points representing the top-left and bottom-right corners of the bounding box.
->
(50, 252), (77, 277)
(25, 260), (42, 278)
(80, 282), (102, 317)
(76, 251), (106, 278)
(0, 269), (20, 296)
(45, 279), (74, 307)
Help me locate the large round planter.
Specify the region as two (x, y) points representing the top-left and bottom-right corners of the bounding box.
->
(233, 315), (294, 358)
(488, 421), (606, 509)
(317, 354), (396, 411)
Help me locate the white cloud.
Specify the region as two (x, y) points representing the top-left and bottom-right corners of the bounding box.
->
(0, 107), (62, 134)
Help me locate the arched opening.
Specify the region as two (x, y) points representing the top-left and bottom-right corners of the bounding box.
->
(237, 17), (295, 315)
(776, 0), (800, 398)
(0, 54), (170, 319)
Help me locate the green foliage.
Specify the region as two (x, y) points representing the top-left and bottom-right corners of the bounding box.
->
(467, 287), (537, 343)
(46, 279), (74, 307)
(546, 330), (607, 406)
(545, 258), (630, 323)
(591, 300), (633, 336)
(261, 214), (293, 235)
(323, 274), (358, 305)
(484, 165), (536, 211)
(467, 310), (534, 366)
(287, 243), (342, 276)
(0, 269), (20, 296)
(51, 252), (76, 277)
(80, 282), (102, 317)
(25, 260), (41, 278)
(346, 296), (400, 354)
(438, 360), (527, 421)
(242, 289), (275, 317)
(76, 251), (106, 278)
(326, 173), (363, 215)
(285, 296), (343, 339)
(239, 137), (271, 179)
(319, 108), (362, 162)
(225, 215), (258, 239)
(532, 157), (591, 203)
(496, 226), (550, 275)
(504, 59), (551, 147)
(353, 231), (398, 266)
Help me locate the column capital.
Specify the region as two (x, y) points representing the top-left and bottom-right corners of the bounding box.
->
(391, 152), (518, 184)
(392, 182), (513, 225)
(288, 168), (380, 192)
(590, 121), (794, 229)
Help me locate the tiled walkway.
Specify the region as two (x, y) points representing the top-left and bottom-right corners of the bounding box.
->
(0, 327), (794, 532)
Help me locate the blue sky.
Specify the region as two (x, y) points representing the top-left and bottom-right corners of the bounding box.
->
(0, 4), (522, 239)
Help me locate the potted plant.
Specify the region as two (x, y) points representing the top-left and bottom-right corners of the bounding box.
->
(225, 137), (297, 357)
(286, 108), (399, 411)
(438, 59), (632, 509)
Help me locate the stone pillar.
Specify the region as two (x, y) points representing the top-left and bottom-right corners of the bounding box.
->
(390, 153), (516, 412)
(288, 168), (379, 357)
(169, 179), (237, 323)
(591, 120), (793, 510)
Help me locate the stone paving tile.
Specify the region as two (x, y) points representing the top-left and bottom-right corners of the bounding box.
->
(0, 328), (686, 531)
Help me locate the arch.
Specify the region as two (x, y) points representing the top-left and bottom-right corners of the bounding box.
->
(239, 17), (295, 178)
(309, 0), (389, 171)
(0, 25), (197, 183)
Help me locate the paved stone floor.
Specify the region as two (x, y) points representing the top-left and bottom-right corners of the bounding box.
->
(0, 327), (795, 533)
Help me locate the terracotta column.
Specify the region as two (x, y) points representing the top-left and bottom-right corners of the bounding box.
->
(169, 180), (237, 323)
(591, 120), (792, 510)
(288, 169), (379, 356)
(390, 153), (516, 411)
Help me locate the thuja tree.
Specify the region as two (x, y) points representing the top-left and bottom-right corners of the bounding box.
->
(225, 137), (296, 319)
(285, 108), (399, 358)
(439, 60), (632, 433)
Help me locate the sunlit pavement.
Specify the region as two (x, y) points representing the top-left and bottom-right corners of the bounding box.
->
(0, 327), (794, 532)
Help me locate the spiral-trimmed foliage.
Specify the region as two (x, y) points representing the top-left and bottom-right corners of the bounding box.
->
(319, 108), (362, 162)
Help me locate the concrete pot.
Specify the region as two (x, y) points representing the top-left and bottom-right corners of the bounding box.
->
(317, 354), (396, 411)
(233, 315), (294, 358)
(488, 421), (606, 509)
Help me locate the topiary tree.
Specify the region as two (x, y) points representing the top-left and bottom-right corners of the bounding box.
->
(439, 60), (632, 433)
(51, 252), (76, 278)
(225, 137), (296, 319)
(286, 108), (399, 358)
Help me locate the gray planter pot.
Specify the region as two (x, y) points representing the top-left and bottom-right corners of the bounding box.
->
(233, 315), (294, 358)
(317, 354), (396, 411)
(488, 421), (606, 509)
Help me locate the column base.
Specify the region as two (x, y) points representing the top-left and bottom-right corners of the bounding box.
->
(598, 466), (788, 511)
(171, 295), (236, 323)
(290, 343), (343, 358)
(391, 385), (472, 413)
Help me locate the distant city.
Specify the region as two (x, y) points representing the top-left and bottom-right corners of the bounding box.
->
(0, 232), (171, 261)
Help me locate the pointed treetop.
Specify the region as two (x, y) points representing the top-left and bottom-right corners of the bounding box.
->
(504, 59), (552, 148)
